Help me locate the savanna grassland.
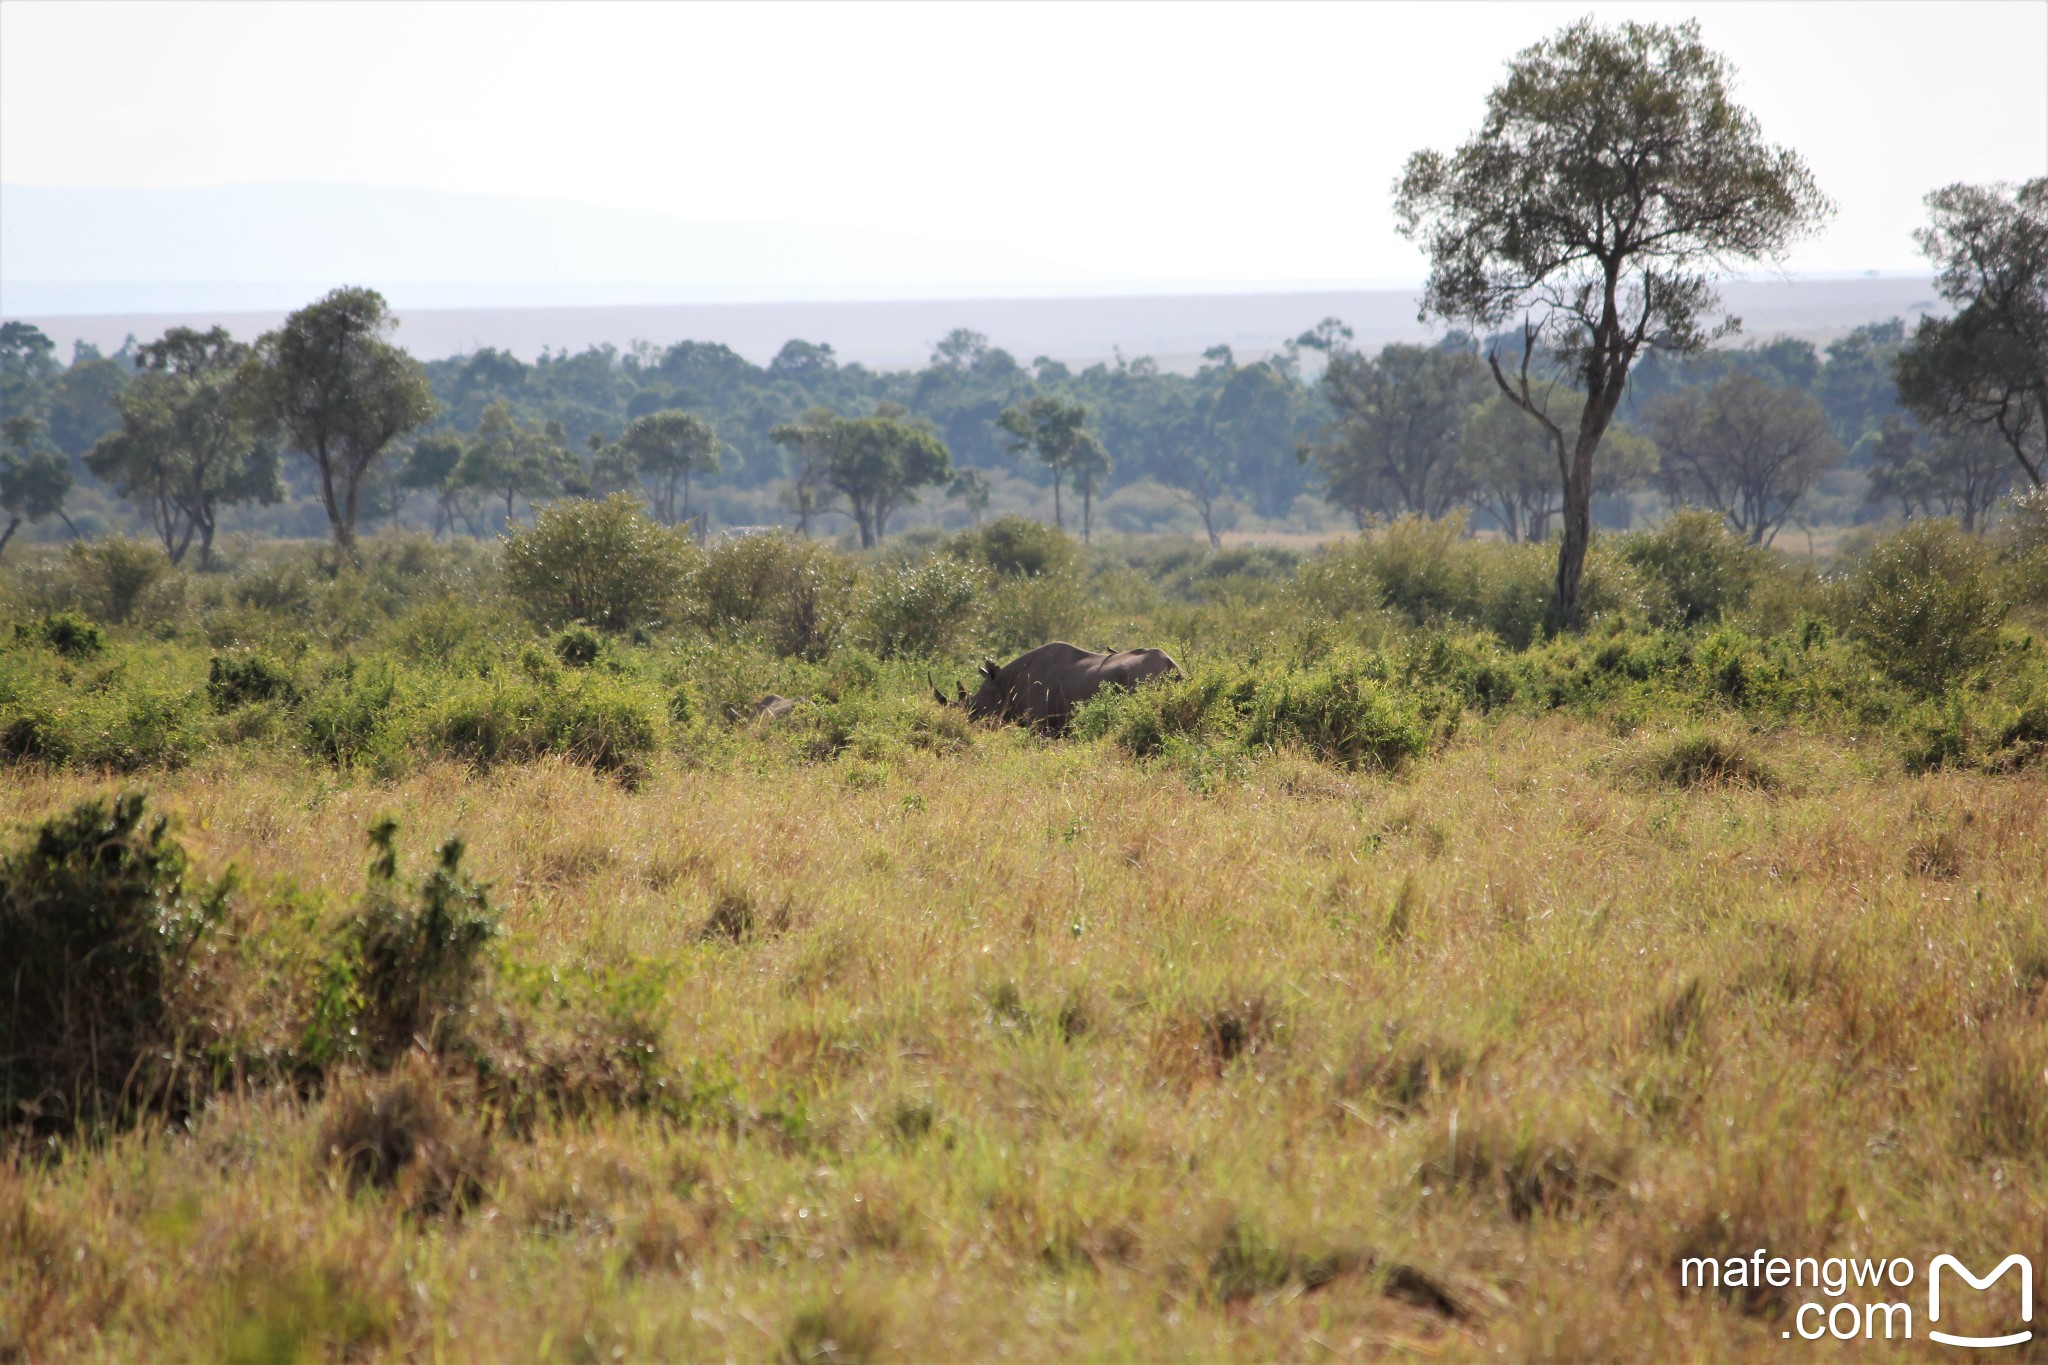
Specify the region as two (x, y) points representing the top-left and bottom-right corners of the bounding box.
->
(4, 503), (2046, 1361)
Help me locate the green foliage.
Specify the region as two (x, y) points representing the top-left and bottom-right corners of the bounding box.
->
(689, 533), (855, 660)
(206, 651), (297, 711)
(313, 819), (496, 1067)
(15, 610), (103, 659)
(245, 286), (438, 558)
(61, 536), (179, 626)
(423, 672), (662, 777)
(1244, 655), (1444, 770)
(855, 555), (987, 659)
(501, 493), (695, 632)
(1076, 652), (1441, 772)
(0, 792), (226, 1133)
(1621, 509), (1762, 625)
(1842, 519), (2008, 693)
(303, 659), (403, 769)
(553, 624), (603, 667)
(950, 514), (1077, 579)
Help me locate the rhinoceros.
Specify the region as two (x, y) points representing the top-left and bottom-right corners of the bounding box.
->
(936, 641), (1180, 732)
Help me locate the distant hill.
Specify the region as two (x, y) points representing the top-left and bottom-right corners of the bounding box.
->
(5, 278), (1945, 375)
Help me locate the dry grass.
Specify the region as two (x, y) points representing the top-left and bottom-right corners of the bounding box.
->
(3, 714), (2045, 1359)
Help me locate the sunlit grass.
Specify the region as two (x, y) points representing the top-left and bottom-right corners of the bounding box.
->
(5, 709), (2043, 1359)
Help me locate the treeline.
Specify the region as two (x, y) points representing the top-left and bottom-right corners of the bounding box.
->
(0, 285), (2029, 561)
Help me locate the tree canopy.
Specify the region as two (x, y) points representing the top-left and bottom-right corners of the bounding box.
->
(244, 287), (437, 560)
(1395, 18), (1829, 625)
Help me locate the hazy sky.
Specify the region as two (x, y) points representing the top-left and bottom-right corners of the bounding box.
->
(4, 1), (2044, 286)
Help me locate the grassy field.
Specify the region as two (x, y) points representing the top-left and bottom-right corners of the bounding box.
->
(3, 508), (2045, 1360)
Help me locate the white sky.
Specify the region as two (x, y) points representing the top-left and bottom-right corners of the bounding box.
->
(3, 0), (2044, 285)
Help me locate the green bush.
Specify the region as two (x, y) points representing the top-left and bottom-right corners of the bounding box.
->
(856, 555), (987, 659)
(423, 672), (662, 775)
(1245, 655), (1440, 770)
(1842, 519), (2007, 694)
(61, 537), (183, 627)
(207, 651), (298, 711)
(1620, 510), (1761, 626)
(313, 818), (497, 1067)
(0, 792), (227, 1133)
(553, 624), (603, 668)
(689, 533), (855, 660)
(501, 494), (696, 633)
(950, 515), (1077, 579)
(15, 610), (105, 659)
(981, 571), (1090, 653)
(303, 659), (403, 769)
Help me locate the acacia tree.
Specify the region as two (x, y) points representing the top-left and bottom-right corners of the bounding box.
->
(771, 408), (848, 537)
(0, 414), (76, 560)
(1306, 343), (1483, 523)
(1895, 178), (2048, 489)
(455, 402), (576, 525)
(85, 327), (281, 566)
(834, 413), (951, 548)
(1395, 19), (1828, 627)
(1865, 416), (2015, 531)
(1068, 433), (1112, 544)
(619, 408), (720, 526)
(244, 287), (437, 562)
(1647, 373), (1839, 545)
(997, 396), (1090, 530)
(773, 411), (951, 548)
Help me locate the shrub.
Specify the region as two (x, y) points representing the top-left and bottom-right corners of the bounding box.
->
(981, 571), (1089, 653)
(15, 610), (104, 659)
(313, 818), (497, 1068)
(423, 673), (662, 776)
(1246, 655), (1439, 770)
(856, 555), (987, 659)
(318, 1057), (490, 1215)
(950, 514), (1076, 579)
(61, 537), (178, 626)
(207, 651), (298, 711)
(689, 533), (855, 660)
(501, 494), (695, 632)
(552, 624), (603, 667)
(303, 659), (402, 768)
(0, 792), (227, 1133)
(1842, 519), (2007, 693)
(1621, 509), (1761, 626)
(1632, 728), (1780, 791)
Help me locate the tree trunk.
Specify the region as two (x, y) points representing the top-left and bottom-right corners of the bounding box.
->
(1201, 501), (1222, 551)
(1082, 487), (1093, 545)
(1555, 433), (1595, 631)
(1051, 474), (1063, 531)
(0, 516), (18, 560)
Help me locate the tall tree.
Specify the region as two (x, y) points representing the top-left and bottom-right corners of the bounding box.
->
(1395, 18), (1828, 627)
(0, 415), (76, 559)
(997, 396), (1091, 530)
(1068, 432), (1112, 544)
(1865, 417), (2015, 532)
(399, 432), (473, 537)
(84, 327), (281, 566)
(770, 408), (845, 537)
(455, 402), (577, 525)
(618, 408), (720, 526)
(1305, 344), (1483, 523)
(244, 287), (437, 561)
(1647, 373), (1840, 545)
(1894, 178), (2048, 488)
(772, 411), (952, 548)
